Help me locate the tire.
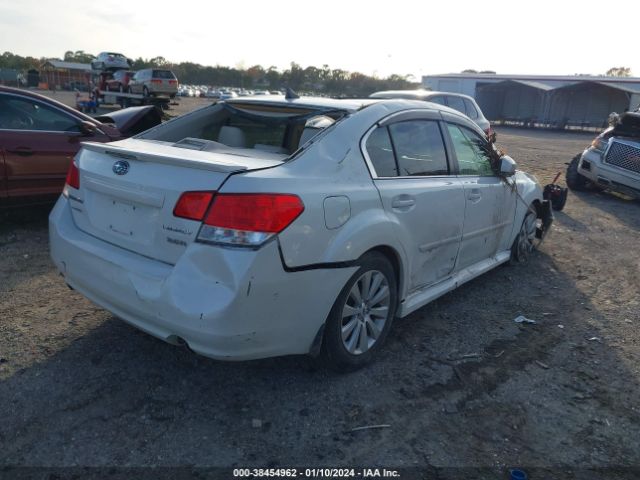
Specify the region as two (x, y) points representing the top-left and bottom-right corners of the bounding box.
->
(510, 209), (538, 264)
(143, 86), (150, 98)
(119, 84), (124, 93)
(566, 154), (589, 191)
(321, 252), (398, 372)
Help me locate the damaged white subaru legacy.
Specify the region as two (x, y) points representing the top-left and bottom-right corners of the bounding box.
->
(50, 95), (552, 370)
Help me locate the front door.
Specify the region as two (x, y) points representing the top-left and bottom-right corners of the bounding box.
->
(444, 122), (516, 270)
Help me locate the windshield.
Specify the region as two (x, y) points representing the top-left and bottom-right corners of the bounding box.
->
(138, 102), (345, 156)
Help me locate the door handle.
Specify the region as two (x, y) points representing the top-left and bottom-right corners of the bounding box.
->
(8, 147), (34, 157)
(467, 189), (481, 202)
(391, 197), (416, 209)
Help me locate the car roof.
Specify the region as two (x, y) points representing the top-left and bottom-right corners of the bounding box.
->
(225, 95), (480, 132)
(370, 89), (475, 102)
(226, 95), (380, 113)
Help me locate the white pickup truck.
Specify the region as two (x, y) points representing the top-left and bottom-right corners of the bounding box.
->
(566, 111), (640, 198)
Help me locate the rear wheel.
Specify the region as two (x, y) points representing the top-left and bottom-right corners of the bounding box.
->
(566, 154), (589, 191)
(321, 252), (398, 372)
(143, 86), (150, 98)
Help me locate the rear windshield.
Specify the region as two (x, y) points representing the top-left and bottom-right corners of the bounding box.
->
(138, 102), (345, 156)
(152, 70), (176, 79)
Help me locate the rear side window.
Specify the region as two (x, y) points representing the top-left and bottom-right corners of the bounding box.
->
(388, 120), (448, 176)
(446, 124), (494, 176)
(153, 70), (176, 79)
(365, 127), (398, 177)
(445, 96), (466, 114)
(463, 99), (479, 119)
(427, 96), (446, 106)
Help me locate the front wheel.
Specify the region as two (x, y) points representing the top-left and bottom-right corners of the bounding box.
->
(511, 210), (538, 263)
(321, 252), (398, 372)
(566, 154), (589, 191)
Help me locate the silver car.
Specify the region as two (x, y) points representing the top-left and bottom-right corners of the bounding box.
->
(91, 52), (131, 72)
(49, 96), (549, 370)
(370, 89), (492, 134)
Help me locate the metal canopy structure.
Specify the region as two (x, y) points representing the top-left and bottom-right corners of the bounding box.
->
(424, 74), (640, 130)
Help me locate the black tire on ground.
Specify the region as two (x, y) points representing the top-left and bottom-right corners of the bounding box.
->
(143, 86), (149, 98)
(510, 209), (538, 264)
(566, 154), (590, 191)
(321, 251), (398, 372)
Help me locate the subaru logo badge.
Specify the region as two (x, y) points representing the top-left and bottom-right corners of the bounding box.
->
(112, 160), (129, 175)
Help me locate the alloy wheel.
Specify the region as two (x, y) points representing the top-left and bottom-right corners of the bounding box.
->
(340, 270), (390, 355)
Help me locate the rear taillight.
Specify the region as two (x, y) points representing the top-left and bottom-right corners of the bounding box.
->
(65, 161), (80, 189)
(173, 191), (215, 220)
(197, 193), (304, 248)
(151, 79), (162, 84)
(169, 80), (178, 85)
(62, 160), (80, 199)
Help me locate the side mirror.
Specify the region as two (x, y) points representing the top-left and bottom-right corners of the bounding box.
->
(499, 155), (517, 177)
(79, 120), (98, 136)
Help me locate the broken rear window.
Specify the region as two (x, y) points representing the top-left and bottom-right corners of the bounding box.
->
(137, 102), (345, 156)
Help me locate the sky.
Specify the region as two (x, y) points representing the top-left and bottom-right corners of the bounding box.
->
(1, 0), (639, 80)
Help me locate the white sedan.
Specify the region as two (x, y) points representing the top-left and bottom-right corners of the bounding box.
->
(49, 95), (551, 370)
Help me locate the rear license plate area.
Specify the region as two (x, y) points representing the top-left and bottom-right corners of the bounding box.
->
(107, 200), (139, 237)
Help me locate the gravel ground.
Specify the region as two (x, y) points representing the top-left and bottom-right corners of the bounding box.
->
(1, 107), (639, 479)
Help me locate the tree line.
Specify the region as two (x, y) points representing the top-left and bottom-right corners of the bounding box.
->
(0, 50), (420, 97)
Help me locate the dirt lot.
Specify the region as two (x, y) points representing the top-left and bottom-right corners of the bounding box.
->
(1, 104), (639, 479)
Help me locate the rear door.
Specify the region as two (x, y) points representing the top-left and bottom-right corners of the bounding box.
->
(0, 93), (110, 203)
(364, 111), (465, 291)
(129, 71), (143, 94)
(443, 119), (516, 270)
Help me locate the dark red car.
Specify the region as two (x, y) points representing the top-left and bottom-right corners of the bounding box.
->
(0, 86), (161, 207)
(105, 70), (135, 92)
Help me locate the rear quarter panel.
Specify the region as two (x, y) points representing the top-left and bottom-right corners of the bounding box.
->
(218, 103), (410, 292)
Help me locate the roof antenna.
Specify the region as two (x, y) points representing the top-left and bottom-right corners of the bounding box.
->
(285, 87), (299, 100)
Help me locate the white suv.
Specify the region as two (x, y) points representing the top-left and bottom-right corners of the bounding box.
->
(49, 96), (549, 370)
(370, 89), (492, 135)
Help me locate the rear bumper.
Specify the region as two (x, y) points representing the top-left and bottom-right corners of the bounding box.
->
(579, 148), (640, 195)
(49, 197), (355, 360)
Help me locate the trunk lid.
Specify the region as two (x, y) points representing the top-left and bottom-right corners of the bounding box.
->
(70, 138), (284, 264)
